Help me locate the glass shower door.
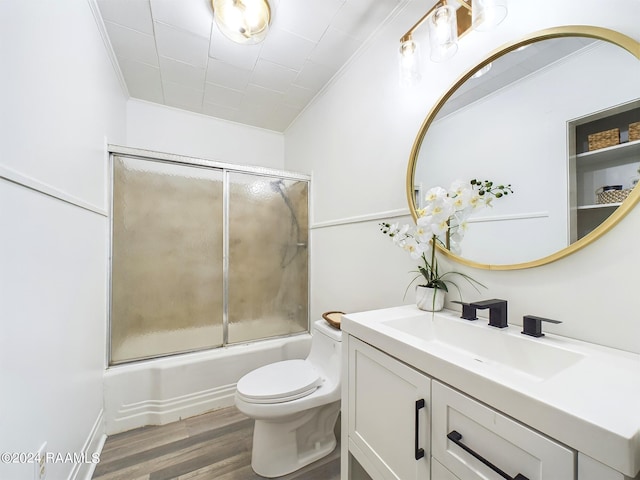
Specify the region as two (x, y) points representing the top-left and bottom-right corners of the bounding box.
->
(110, 156), (224, 363)
(227, 173), (309, 344)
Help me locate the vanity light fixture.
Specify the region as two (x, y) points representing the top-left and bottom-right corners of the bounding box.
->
(212, 0), (271, 45)
(399, 0), (507, 84)
(472, 0), (508, 31)
(399, 35), (422, 86)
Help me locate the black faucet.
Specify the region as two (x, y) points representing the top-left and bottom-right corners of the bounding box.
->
(521, 315), (562, 337)
(470, 299), (508, 328)
(451, 301), (478, 320)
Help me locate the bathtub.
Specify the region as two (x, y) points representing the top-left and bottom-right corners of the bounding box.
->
(103, 332), (311, 435)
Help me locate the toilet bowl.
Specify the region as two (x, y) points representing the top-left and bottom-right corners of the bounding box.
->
(235, 319), (342, 478)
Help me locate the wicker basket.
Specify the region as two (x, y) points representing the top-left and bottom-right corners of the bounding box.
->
(596, 188), (632, 204)
(322, 311), (344, 329)
(588, 128), (619, 151)
(629, 121), (640, 142)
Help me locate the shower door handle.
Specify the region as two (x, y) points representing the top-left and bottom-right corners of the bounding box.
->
(414, 399), (425, 460)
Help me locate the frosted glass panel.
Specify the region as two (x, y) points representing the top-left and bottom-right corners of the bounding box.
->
(228, 173), (309, 343)
(111, 156), (223, 363)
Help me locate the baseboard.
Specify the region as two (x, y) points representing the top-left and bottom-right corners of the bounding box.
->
(68, 409), (106, 480)
(106, 384), (237, 435)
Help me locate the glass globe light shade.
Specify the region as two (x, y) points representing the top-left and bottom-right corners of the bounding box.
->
(428, 4), (458, 62)
(472, 0), (508, 32)
(212, 0), (271, 45)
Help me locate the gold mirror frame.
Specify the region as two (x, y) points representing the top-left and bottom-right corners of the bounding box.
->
(407, 25), (640, 271)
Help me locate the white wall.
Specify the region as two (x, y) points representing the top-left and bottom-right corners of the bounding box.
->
(126, 99), (285, 170)
(286, 0), (640, 354)
(0, 1), (126, 479)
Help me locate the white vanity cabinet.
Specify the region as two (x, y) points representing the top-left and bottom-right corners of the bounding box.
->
(431, 381), (574, 480)
(343, 333), (575, 480)
(346, 336), (430, 480)
(341, 306), (640, 480)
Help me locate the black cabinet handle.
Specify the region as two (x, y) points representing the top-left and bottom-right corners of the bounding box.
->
(447, 430), (529, 480)
(415, 399), (425, 460)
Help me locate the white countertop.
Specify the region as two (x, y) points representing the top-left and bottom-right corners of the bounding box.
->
(343, 305), (640, 477)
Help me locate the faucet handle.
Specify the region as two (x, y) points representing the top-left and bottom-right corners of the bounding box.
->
(522, 315), (562, 338)
(451, 301), (478, 321)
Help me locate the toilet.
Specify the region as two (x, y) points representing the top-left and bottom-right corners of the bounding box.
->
(235, 319), (342, 478)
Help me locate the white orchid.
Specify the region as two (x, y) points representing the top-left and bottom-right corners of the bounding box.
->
(418, 179), (512, 251)
(424, 186), (449, 204)
(380, 178), (512, 296)
(403, 237), (426, 260)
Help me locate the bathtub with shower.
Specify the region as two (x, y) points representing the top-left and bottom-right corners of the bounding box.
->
(105, 146), (311, 434)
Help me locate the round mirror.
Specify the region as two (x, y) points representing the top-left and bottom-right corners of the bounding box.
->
(408, 26), (640, 270)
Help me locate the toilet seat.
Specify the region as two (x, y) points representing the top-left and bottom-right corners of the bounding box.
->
(236, 359), (322, 404)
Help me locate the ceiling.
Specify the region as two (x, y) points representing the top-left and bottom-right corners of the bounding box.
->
(96, 0), (404, 132)
(437, 36), (598, 118)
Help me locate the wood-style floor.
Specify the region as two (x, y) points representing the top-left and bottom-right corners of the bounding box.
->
(92, 406), (341, 480)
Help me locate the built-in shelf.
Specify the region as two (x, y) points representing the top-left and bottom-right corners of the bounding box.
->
(575, 139), (640, 166)
(569, 100), (640, 242)
(577, 203), (621, 211)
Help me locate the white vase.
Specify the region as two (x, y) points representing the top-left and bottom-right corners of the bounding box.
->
(415, 286), (445, 312)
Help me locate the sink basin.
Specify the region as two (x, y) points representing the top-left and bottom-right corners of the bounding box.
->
(382, 312), (585, 381)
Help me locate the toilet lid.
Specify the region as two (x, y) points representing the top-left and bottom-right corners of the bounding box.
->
(236, 359), (322, 404)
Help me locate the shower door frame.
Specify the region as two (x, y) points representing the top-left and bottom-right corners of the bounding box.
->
(107, 144), (311, 366)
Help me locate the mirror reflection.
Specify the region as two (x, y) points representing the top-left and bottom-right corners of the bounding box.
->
(412, 34), (640, 267)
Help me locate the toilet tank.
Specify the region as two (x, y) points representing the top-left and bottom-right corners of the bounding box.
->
(306, 320), (342, 384)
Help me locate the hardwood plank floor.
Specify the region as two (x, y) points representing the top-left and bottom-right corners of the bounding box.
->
(92, 406), (341, 480)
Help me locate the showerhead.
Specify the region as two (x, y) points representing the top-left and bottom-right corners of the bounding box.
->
(270, 179), (285, 193)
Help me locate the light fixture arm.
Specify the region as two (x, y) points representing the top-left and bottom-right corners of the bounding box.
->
(456, 0), (472, 12)
(399, 0), (473, 43)
(400, 0), (446, 43)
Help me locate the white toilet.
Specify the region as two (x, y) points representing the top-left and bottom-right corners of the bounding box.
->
(235, 319), (342, 478)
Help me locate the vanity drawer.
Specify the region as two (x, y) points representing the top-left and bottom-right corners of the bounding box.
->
(433, 458), (462, 480)
(432, 381), (575, 480)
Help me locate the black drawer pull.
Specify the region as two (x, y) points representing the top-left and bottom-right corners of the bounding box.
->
(447, 430), (529, 480)
(415, 399), (425, 460)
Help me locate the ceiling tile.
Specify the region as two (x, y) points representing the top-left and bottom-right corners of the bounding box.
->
(275, 0), (346, 43)
(159, 56), (206, 89)
(331, 0), (400, 42)
(243, 84), (284, 110)
(204, 83), (244, 109)
(283, 84), (316, 108)
(208, 26), (264, 70)
(310, 27), (360, 69)
(97, 0), (154, 35)
(293, 60), (335, 90)
(250, 60), (298, 93)
(259, 27), (317, 71)
(104, 21), (159, 66)
(236, 105), (277, 130)
(150, 0), (213, 38)
(206, 59), (252, 90)
(163, 80), (204, 111)
(117, 56), (164, 104)
(202, 102), (243, 122)
(269, 104), (303, 131)
(154, 21), (209, 68)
